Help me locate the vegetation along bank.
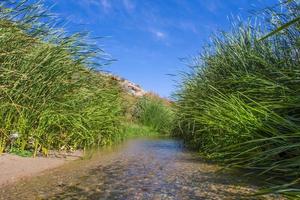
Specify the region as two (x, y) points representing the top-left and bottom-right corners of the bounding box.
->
(174, 1), (300, 198)
(1, 0), (300, 199)
(0, 1), (172, 158)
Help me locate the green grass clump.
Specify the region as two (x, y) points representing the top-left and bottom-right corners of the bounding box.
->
(9, 147), (33, 157)
(121, 123), (159, 138)
(134, 96), (174, 135)
(174, 1), (300, 197)
(0, 1), (123, 155)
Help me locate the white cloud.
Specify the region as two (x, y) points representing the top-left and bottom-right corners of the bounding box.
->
(200, 0), (222, 15)
(78, 0), (111, 12)
(122, 0), (135, 12)
(98, 0), (111, 12)
(154, 31), (165, 38)
(150, 30), (171, 46)
(179, 21), (198, 34)
(149, 29), (166, 40)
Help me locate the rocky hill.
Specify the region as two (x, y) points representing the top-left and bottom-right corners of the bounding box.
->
(102, 73), (146, 97)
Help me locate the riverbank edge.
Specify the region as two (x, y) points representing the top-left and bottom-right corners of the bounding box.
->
(0, 151), (83, 188)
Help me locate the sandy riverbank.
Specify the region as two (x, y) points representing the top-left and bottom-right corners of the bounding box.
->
(0, 151), (83, 187)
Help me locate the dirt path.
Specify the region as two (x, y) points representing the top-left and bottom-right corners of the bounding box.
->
(0, 138), (283, 200)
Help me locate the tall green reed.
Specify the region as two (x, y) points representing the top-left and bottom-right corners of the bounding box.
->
(0, 0), (123, 155)
(134, 96), (174, 135)
(175, 1), (300, 197)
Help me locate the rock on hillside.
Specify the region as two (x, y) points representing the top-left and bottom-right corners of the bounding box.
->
(102, 73), (146, 97)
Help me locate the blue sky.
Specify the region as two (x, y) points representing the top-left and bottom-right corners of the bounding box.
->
(44, 0), (277, 97)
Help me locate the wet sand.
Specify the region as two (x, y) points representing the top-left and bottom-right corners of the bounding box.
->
(0, 151), (82, 187)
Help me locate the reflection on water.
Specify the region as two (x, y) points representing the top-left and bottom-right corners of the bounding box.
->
(0, 137), (282, 200)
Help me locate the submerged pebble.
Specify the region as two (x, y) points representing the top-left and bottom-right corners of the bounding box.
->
(0, 138), (284, 200)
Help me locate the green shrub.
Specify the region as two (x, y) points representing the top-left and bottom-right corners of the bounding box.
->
(175, 1), (300, 197)
(122, 123), (159, 138)
(134, 97), (174, 134)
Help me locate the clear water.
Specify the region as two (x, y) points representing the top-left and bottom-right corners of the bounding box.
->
(0, 137), (281, 200)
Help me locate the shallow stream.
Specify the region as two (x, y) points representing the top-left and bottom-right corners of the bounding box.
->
(0, 137), (281, 200)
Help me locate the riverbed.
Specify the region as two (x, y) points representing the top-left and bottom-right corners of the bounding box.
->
(0, 137), (282, 200)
